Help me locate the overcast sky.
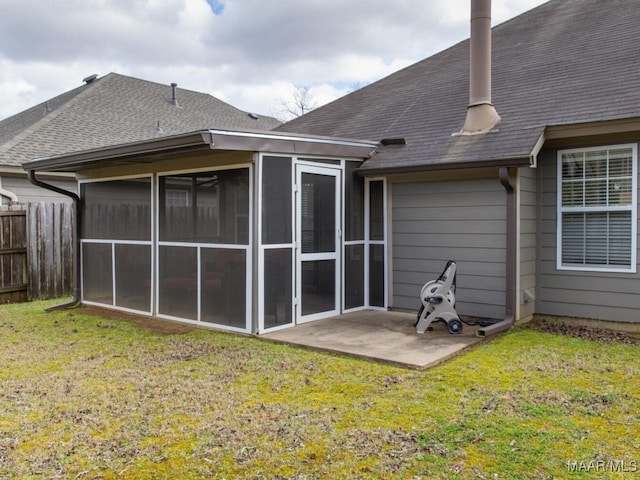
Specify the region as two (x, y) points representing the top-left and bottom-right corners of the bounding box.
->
(0, 0), (548, 121)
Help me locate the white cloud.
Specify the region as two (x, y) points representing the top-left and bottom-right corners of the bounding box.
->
(0, 0), (548, 120)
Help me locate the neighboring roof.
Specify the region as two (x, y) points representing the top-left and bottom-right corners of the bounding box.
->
(278, 0), (640, 174)
(23, 129), (378, 173)
(0, 73), (280, 167)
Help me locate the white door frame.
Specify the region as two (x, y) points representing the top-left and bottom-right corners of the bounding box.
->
(295, 164), (341, 323)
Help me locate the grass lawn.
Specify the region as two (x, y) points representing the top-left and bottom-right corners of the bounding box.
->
(1, 300), (639, 479)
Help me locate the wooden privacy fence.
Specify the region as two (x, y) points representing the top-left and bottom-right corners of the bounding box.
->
(0, 202), (74, 303)
(0, 205), (28, 303)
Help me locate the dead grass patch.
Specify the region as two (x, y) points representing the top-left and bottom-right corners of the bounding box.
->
(0, 301), (638, 479)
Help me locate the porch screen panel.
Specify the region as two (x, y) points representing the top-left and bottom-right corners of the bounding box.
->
(344, 162), (365, 310)
(81, 178), (151, 312)
(345, 162), (364, 241)
(158, 246), (198, 320)
(369, 180), (384, 241)
(345, 244), (364, 309)
(302, 260), (335, 315)
(262, 156), (292, 244)
(301, 173), (335, 253)
(160, 169), (249, 245)
(81, 179), (151, 241)
(201, 248), (246, 328)
(369, 244), (385, 307)
(263, 248), (292, 328)
(261, 156), (293, 329)
(158, 167), (250, 329)
(82, 243), (113, 304)
(115, 244), (151, 312)
(368, 180), (385, 307)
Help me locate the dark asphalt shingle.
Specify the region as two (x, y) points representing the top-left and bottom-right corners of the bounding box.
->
(279, 0), (640, 173)
(0, 73), (280, 167)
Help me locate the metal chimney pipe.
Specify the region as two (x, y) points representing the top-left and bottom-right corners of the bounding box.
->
(460, 0), (500, 134)
(469, 0), (492, 106)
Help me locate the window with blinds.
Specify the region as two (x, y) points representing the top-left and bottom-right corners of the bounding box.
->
(557, 144), (637, 271)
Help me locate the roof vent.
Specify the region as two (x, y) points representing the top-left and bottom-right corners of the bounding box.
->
(380, 138), (406, 146)
(171, 82), (180, 108)
(43, 101), (52, 115)
(83, 74), (98, 84)
(248, 113), (259, 120)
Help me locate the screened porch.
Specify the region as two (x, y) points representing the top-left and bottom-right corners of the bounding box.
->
(77, 146), (386, 334)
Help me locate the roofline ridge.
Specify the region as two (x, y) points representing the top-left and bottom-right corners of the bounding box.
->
(105, 72), (215, 97)
(0, 77), (104, 158)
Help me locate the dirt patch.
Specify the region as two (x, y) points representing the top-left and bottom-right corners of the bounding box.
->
(76, 306), (196, 334)
(534, 318), (640, 345)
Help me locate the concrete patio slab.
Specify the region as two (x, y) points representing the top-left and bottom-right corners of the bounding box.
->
(260, 310), (486, 369)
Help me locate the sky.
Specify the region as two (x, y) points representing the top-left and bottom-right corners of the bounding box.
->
(0, 0), (548, 122)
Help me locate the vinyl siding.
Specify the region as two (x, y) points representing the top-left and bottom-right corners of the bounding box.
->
(1, 176), (75, 203)
(536, 145), (640, 322)
(391, 177), (506, 319)
(519, 167), (537, 319)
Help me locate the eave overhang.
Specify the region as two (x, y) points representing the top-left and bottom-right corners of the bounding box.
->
(22, 129), (379, 173)
(544, 117), (640, 140)
(356, 154), (535, 177)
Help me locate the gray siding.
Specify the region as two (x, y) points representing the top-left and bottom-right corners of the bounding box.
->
(519, 167), (537, 319)
(391, 177), (506, 319)
(1, 176), (75, 203)
(536, 146), (640, 322)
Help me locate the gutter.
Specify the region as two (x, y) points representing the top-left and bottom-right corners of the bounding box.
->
(24, 131), (214, 173)
(26, 170), (81, 311)
(357, 155), (533, 177)
(476, 166), (516, 337)
(24, 129), (378, 174)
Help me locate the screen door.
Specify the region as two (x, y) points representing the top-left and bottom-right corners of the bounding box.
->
(296, 165), (341, 323)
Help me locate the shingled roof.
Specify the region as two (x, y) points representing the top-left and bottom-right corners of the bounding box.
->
(279, 0), (640, 174)
(0, 73), (280, 167)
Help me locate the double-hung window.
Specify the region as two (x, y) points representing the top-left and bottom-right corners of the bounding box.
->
(557, 144), (637, 272)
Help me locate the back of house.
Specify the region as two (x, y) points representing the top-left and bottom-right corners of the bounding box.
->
(22, 0), (640, 331)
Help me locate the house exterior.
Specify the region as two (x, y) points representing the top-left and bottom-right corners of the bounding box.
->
(1, 73), (280, 204)
(23, 0), (640, 332)
(280, 0), (640, 326)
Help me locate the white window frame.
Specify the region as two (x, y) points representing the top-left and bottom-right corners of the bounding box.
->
(556, 143), (637, 273)
(165, 188), (190, 207)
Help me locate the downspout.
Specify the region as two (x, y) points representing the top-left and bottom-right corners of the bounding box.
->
(476, 166), (516, 337)
(26, 170), (81, 311)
